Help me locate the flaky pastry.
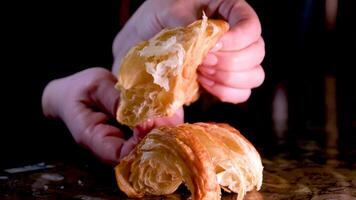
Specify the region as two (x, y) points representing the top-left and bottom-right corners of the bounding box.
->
(115, 122), (263, 200)
(115, 16), (229, 127)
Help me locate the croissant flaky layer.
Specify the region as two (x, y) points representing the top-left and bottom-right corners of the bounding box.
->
(115, 122), (263, 200)
(115, 17), (229, 127)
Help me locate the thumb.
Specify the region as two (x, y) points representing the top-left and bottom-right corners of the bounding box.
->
(153, 106), (184, 127)
(133, 107), (185, 139)
(112, 0), (198, 75)
(88, 69), (120, 117)
(119, 134), (141, 160)
(119, 107), (184, 160)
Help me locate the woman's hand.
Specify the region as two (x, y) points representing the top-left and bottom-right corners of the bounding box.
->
(42, 67), (183, 165)
(112, 0), (265, 104)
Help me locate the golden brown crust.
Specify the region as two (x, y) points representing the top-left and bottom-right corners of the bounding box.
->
(115, 18), (229, 127)
(115, 125), (220, 200)
(187, 123), (263, 199)
(115, 122), (263, 200)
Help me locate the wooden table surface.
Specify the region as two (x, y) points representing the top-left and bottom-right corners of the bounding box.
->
(1, 140), (355, 200)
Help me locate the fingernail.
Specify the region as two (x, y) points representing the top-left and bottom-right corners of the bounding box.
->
(211, 41), (222, 52)
(198, 76), (215, 87)
(199, 66), (215, 75)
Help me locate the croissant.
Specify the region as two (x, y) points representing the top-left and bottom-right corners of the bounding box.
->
(115, 15), (229, 127)
(115, 122), (263, 200)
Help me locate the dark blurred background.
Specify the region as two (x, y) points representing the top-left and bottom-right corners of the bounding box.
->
(2, 0), (355, 168)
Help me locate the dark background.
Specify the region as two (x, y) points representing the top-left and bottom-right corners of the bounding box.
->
(2, 0), (355, 168)
(3, 0), (124, 167)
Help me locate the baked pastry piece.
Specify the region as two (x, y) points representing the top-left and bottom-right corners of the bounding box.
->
(115, 122), (263, 200)
(115, 16), (229, 127)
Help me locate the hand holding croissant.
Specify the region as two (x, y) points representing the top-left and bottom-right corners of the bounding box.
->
(114, 16), (264, 200)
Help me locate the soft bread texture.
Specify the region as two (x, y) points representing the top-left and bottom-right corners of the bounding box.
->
(115, 122), (263, 200)
(115, 16), (229, 127)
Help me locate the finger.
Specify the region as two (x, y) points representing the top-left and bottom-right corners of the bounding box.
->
(92, 135), (126, 165)
(133, 119), (155, 139)
(87, 69), (120, 117)
(202, 53), (219, 66)
(133, 107), (184, 139)
(218, 1), (261, 51)
(198, 76), (251, 104)
(83, 122), (126, 165)
(216, 37), (265, 71)
(153, 107), (184, 127)
(160, 4), (198, 28)
(64, 103), (126, 165)
(120, 134), (141, 160)
(198, 65), (265, 89)
(204, 37), (265, 71)
(122, 107), (185, 158)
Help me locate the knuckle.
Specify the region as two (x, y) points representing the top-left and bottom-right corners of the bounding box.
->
(79, 68), (112, 91)
(79, 125), (95, 147)
(87, 67), (110, 79)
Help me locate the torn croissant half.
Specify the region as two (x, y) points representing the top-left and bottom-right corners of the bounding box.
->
(115, 16), (229, 127)
(115, 122), (263, 200)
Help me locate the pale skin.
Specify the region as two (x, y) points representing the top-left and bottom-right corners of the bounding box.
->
(42, 0), (265, 165)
